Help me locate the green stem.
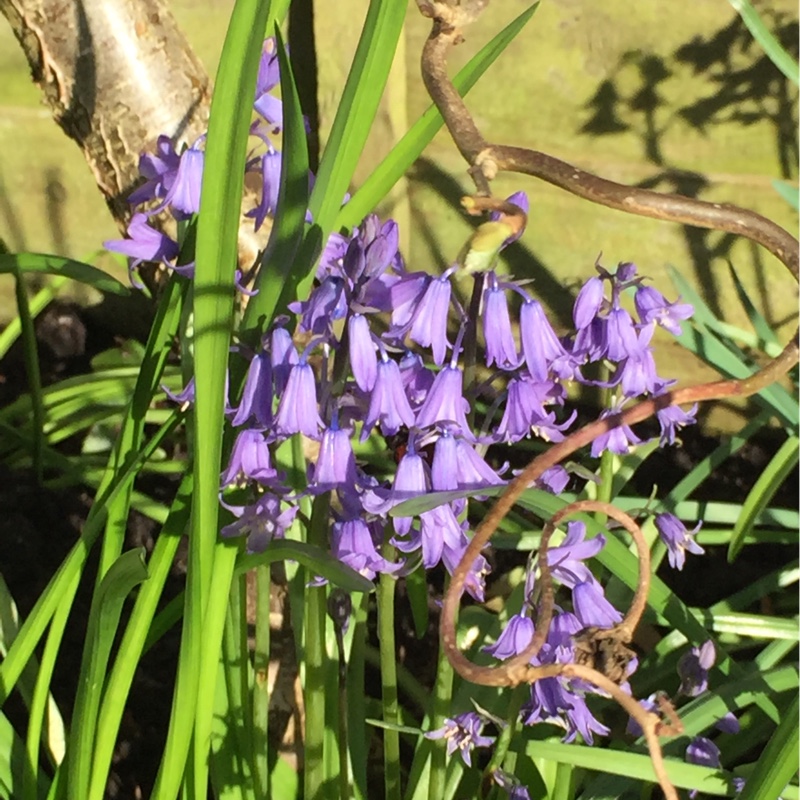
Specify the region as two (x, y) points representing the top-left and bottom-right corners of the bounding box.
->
(192, 540), (240, 795)
(428, 595), (454, 800)
(89, 473), (190, 800)
(252, 565), (271, 799)
(347, 593), (370, 799)
(23, 576), (76, 800)
(378, 543), (401, 800)
(480, 684), (527, 795)
(305, 493), (331, 800)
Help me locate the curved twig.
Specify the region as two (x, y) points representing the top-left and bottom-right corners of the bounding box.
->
(418, 4), (799, 799)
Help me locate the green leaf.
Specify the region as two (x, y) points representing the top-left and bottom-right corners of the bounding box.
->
(728, 435), (799, 562)
(308, 0), (407, 232)
(727, 263), (782, 349)
(151, 0), (270, 795)
(236, 540), (375, 594)
(337, 2), (540, 229)
(0, 253), (129, 295)
(67, 549), (149, 800)
(735, 692), (799, 800)
(669, 267), (798, 428)
(727, 0), (799, 85)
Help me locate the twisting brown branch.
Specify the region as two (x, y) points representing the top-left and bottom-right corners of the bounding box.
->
(417, 3), (800, 799)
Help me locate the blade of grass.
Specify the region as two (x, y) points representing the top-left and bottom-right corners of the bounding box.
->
(0, 253), (129, 295)
(728, 435), (798, 561)
(12, 267), (45, 483)
(152, 0), (270, 792)
(88, 474), (193, 800)
(337, 2), (540, 229)
(66, 549), (149, 800)
(308, 0), (406, 231)
(728, 0), (799, 84)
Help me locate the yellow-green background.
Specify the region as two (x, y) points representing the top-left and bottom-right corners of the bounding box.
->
(0, 0), (796, 429)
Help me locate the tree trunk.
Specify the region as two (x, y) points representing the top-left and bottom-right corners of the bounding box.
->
(1, 0), (211, 230)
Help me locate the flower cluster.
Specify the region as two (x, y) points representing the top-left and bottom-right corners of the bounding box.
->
(107, 33), (713, 785)
(104, 38), (284, 288)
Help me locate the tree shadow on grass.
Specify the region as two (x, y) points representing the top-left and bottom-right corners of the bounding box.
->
(579, 9), (798, 322)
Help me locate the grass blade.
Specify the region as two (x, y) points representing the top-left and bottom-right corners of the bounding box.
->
(728, 435), (799, 562)
(337, 2), (540, 229)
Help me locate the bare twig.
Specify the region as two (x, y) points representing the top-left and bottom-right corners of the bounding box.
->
(418, 4), (799, 800)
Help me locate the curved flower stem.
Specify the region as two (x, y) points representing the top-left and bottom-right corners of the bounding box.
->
(480, 683), (528, 798)
(428, 578), (455, 800)
(304, 492), (332, 800)
(378, 544), (402, 800)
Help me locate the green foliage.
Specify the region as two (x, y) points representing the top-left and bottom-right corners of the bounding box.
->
(0, 1), (796, 800)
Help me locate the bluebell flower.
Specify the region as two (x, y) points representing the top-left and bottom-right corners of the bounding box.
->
(415, 364), (473, 438)
(572, 581), (622, 628)
(424, 711), (495, 767)
(678, 640), (715, 696)
(348, 313), (377, 391)
(161, 141), (204, 218)
(310, 418), (358, 493)
(396, 500), (465, 571)
(407, 273), (453, 366)
(221, 428), (278, 487)
(545, 521), (606, 589)
(246, 147), (281, 230)
(572, 315), (608, 362)
(430, 429), (504, 492)
(686, 737), (722, 799)
(221, 492), (297, 552)
(617, 333), (659, 397)
(253, 39), (282, 130)
(516, 612), (612, 744)
(361, 354), (415, 440)
(274, 361), (323, 438)
(441, 526), (490, 601)
(164, 375), (196, 406)
(483, 613), (534, 659)
(104, 213), (179, 284)
(604, 306), (640, 362)
(128, 135), (182, 207)
(635, 284), (693, 336)
(362, 446), (428, 537)
(331, 518), (398, 580)
(590, 405), (641, 457)
(492, 770), (532, 800)
(496, 376), (563, 443)
(573, 276), (605, 330)
(534, 465), (570, 494)
(715, 712), (740, 734)
(655, 512), (704, 570)
(390, 271), (431, 330)
(520, 298), (573, 381)
(398, 351), (434, 406)
(231, 349), (273, 428)
(290, 275), (347, 336)
(524, 673), (611, 745)
(483, 273), (520, 369)
(270, 326), (298, 395)
(654, 384), (697, 445)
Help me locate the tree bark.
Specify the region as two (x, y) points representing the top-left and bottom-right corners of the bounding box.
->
(1, 0), (212, 230)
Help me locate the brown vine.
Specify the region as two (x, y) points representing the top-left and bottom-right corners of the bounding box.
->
(417, 2), (800, 799)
